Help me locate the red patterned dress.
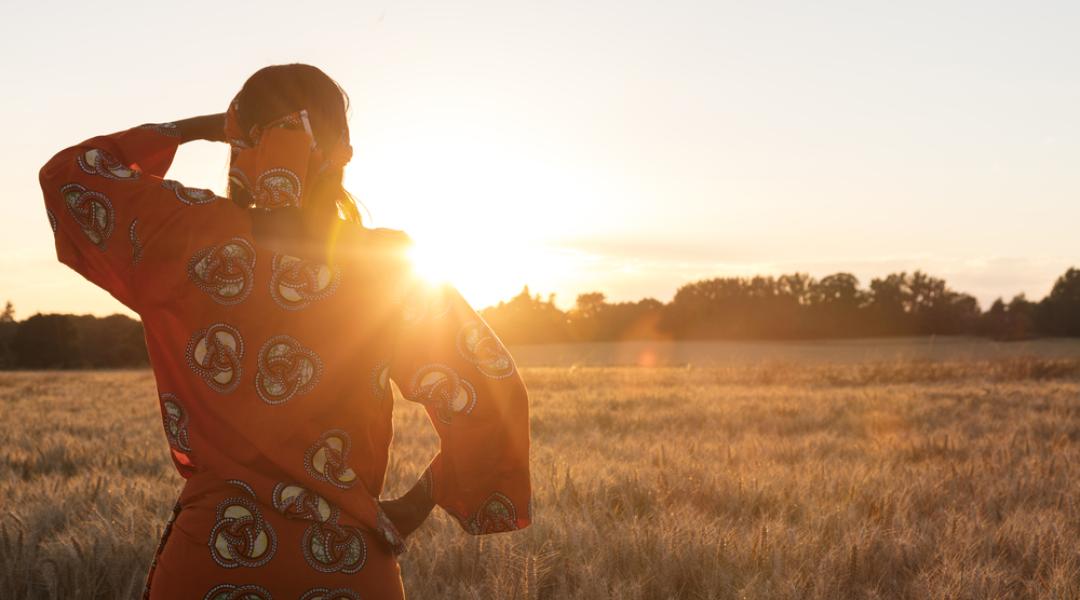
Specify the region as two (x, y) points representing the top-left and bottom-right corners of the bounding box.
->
(38, 122), (532, 599)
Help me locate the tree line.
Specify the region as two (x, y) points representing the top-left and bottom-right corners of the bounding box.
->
(0, 302), (149, 368)
(1, 267), (1077, 368)
(478, 267), (1080, 344)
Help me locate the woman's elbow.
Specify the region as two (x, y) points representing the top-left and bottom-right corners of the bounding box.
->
(39, 145), (77, 192)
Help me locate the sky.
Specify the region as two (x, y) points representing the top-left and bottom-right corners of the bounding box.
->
(1, 1), (1078, 318)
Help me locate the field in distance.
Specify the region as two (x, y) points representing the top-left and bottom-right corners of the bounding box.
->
(2, 344), (1080, 599)
(507, 336), (1080, 367)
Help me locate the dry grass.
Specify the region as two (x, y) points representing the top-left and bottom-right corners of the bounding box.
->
(2, 359), (1080, 599)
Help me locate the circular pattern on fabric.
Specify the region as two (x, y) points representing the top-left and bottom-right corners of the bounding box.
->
(208, 481), (277, 569)
(162, 179), (218, 205)
(269, 254), (340, 311)
(268, 483), (367, 574)
(186, 323), (244, 393)
(46, 209), (57, 233)
(255, 335), (322, 405)
(202, 583), (273, 600)
(271, 483), (338, 523)
(456, 321), (516, 379)
(298, 588), (361, 600)
(159, 393), (191, 454)
(302, 520), (367, 574)
(76, 148), (139, 180)
(407, 364), (478, 424)
(188, 238), (256, 305)
(465, 492), (519, 535)
(304, 430), (357, 490)
(60, 183), (113, 249)
(254, 168), (302, 209)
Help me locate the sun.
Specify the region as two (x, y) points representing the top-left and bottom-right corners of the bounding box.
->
(404, 231), (509, 307)
(403, 228), (563, 310)
(407, 239), (456, 285)
(346, 127), (597, 311)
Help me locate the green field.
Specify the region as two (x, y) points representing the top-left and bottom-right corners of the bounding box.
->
(3, 342), (1080, 599)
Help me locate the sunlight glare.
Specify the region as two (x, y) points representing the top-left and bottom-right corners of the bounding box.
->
(407, 239), (455, 285)
(354, 127), (604, 309)
(403, 225), (573, 310)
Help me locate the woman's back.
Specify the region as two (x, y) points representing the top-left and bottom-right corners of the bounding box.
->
(39, 72), (531, 599)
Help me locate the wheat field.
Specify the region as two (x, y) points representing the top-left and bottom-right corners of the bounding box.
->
(2, 358), (1080, 599)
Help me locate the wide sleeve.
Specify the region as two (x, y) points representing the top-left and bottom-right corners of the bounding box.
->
(388, 277), (532, 535)
(37, 122), (211, 310)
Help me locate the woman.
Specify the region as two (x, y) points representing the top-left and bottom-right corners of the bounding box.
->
(38, 64), (531, 600)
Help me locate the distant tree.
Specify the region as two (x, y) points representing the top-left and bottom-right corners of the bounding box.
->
(0, 302), (14, 367)
(664, 277), (737, 339)
(982, 298), (1008, 337)
(981, 295), (1036, 340)
(866, 273), (913, 335)
(573, 292), (607, 320)
(908, 272), (980, 335)
(620, 298), (666, 340)
(807, 273), (865, 337)
(12, 314), (79, 368)
(480, 286), (570, 344)
(70, 314), (149, 367)
(569, 293), (667, 341)
(666, 274), (836, 339)
(759, 274), (808, 338)
(811, 273), (862, 306)
(1036, 268), (1080, 336)
(568, 292), (606, 341)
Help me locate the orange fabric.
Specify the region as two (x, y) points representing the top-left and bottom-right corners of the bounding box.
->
(38, 121), (532, 600)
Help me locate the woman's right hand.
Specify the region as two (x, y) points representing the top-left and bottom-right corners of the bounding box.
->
(378, 476), (437, 539)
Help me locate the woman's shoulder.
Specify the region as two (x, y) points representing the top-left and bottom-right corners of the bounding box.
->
(359, 226), (412, 247)
(337, 224), (413, 256)
(330, 224), (413, 273)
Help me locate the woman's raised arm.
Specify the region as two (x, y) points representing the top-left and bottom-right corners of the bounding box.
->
(37, 115), (224, 310)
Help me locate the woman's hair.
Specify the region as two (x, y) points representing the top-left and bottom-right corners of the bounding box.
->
(229, 63), (363, 226)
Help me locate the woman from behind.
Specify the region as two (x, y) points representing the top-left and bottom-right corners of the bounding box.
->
(39, 63), (531, 600)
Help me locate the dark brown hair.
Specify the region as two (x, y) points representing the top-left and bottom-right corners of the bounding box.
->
(229, 64), (363, 227)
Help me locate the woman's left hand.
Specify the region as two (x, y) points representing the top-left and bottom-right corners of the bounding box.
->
(173, 113), (227, 144)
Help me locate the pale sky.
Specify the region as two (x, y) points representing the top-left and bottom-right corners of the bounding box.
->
(2, 1), (1077, 318)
